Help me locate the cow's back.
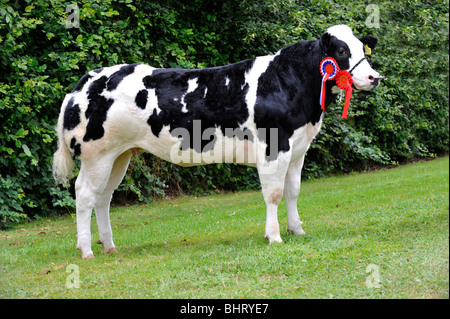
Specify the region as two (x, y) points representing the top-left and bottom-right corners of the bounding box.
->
(60, 59), (273, 164)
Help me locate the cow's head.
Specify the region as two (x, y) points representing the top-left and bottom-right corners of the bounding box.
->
(320, 25), (382, 91)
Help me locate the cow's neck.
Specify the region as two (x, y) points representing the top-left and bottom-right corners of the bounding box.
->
(276, 41), (339, 123)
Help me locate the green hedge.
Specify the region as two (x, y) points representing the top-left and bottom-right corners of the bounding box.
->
(1, 0), (448, 228)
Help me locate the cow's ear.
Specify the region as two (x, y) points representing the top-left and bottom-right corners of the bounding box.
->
(319, 32), (333, 54)
(360, 36), (378, 50)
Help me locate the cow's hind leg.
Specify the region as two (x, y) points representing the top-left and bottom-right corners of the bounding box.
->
(284, 155), (306, 235)
(75, 155), (116, 259)
(95, 150), (132, 254)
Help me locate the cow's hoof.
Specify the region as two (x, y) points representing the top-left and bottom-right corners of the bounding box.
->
(77, 245), (95, 259)
(104, 247), (118, 254)
(288, 227), (306, 236)
(288, 220), (306, 236)
(80, 249), (95, 259)
(265, 234), (283, 243)
(97, 239), (117, 254)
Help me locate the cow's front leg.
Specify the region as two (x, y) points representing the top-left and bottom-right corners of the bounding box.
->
(284, 155), (306, 235)
(257, 152), (291, 243)
(262, 187), (284, 243)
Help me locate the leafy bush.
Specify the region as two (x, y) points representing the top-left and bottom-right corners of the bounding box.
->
(0, 0), (448, 228)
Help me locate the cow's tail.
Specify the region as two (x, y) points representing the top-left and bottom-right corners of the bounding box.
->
(52, 97), (75, 184)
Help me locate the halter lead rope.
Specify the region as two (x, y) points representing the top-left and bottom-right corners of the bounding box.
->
(349, 57), (367, 75)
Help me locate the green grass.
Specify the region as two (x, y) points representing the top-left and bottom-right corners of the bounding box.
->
(1, 157), (448, 299)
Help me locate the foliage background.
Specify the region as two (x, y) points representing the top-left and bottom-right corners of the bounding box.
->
(0, 0), (448, 228)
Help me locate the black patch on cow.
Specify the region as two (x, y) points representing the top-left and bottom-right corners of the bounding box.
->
(143, 59), (254, 153)
(107, 63), (139, 91)
(70, 137), (76, 149)
(71, 73), (92, 93)
(70, 137), (81, 157)
(72, 64), (139, 142)
(71, 68), (104, 93)
(83, 75), (114, 142)
(92, 67), (104, 74)
(359, 36), (377, 51)
(74, 144), (81, 157)
(63, 97), (81, 130)
(147, 108), (164, 137)
(135, 89), (148, 109)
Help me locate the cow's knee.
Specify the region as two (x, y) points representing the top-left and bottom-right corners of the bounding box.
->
(263, 187), (283, 206)
(269, 188), (283, 206)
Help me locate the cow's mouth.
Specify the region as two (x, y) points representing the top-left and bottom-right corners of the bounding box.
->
(352, 76), (383, 91)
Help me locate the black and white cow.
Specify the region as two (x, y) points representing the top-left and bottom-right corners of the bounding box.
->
(53, 25), (382, 258)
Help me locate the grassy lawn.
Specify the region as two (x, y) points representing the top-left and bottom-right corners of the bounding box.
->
(1, 157), (448, 299)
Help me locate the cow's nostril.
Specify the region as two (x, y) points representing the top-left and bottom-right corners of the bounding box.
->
(372, 78), (379, 87)
(368, 75), (374, 81)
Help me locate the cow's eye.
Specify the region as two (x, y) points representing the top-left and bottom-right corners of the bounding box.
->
(337, 48), (348, 57)
(338, 48), (348, 57)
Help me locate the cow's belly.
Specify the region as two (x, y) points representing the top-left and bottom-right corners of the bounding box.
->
(137, 126), (258, 167)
